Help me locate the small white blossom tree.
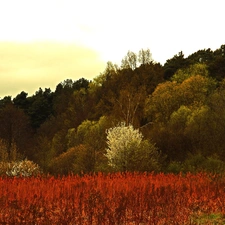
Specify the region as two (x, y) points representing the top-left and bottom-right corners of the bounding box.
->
(105, 122), (161, 171)
(5, 160), (42, 177)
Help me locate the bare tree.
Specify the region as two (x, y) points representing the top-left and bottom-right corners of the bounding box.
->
(138, 48), (152, 65)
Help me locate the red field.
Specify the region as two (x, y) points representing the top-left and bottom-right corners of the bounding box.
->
(0, 172), (225, 224)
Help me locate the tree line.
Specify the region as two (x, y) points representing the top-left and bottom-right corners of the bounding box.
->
(0, 45), (225, 174)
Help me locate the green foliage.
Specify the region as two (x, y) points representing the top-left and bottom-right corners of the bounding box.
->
(73, 116), (116, 172)
(48, 144), (95, 175)
(28, 88), (54, 129)
(163, 51), (187, 79)
(169, 105), (192, 131)
(171, 63), (209, 83)
(74, 116), (111, 149)
(190, 213), (225, 225)
(166, 154), (225, 174)
(145, 81), (179, 123)
(72, 144), (96, 174)
(166, 161), (183, 174)
(145, 64), (216, 124)
(183, 154), (225, 174)
(48, 145), (78, 175)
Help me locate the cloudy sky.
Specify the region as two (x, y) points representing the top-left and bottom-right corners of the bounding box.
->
(0, 0), (224, 98)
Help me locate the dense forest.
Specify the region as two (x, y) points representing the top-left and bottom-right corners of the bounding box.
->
(0, 45), (225, 175)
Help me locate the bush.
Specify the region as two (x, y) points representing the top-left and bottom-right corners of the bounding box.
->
(182, 153), (225, 174)
(0, 160), (42, 177)
(166, 154), (225, 174)
(166, 161), (183, 174)
(48, 144), (96, 175)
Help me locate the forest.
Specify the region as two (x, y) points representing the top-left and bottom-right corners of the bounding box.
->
(0, 45), (225, 175)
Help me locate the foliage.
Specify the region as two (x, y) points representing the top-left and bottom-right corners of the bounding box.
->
(182, 154), (225, 174)
(121, 49), (153, 70)
(163, 51), (187, 79)
(27, 88), (54, 129)
(105, 123), (161, 171)
(166, 154), (225, 174)
(48, 145), (78, 175)
(0, 139), (22, 162)
(190, 213), (225, 224)
(171, 63), (209, 83)
(1, 45), (225, 174)
(48, 144), (96, 175)
(0, 159), (42, 177)
(72, 116), (113, 170)
(0, 103), (32, 158)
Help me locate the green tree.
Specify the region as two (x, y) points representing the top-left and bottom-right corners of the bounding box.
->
(208, 55), (225, 81)
(145, 81), (179, 123)
(186, 48), (213, 65)
(13, 91), (29, 112)
(0, 96), (12, 108)
(163, 51), (187, 79)
(145, 73), (216, 125)
(68, 116), (113, 172)
(48, 144), (92, 175)
(28, 88), (54, 129)
(171, 63), (209, 83)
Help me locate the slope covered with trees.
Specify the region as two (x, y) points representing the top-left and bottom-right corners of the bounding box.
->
(0, 45), (225, 174)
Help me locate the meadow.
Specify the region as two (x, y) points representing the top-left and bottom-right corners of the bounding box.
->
(0, 172), (225, 224)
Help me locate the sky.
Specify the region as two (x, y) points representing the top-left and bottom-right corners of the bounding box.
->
(0, 0), (224, 98)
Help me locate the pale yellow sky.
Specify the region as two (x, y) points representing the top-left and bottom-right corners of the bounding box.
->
(0, 0), (224, 98)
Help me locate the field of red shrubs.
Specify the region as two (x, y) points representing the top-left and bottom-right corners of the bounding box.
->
(0, 172), (225, 224)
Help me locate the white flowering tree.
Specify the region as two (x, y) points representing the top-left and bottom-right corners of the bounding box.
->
(105, 123), (161, 172)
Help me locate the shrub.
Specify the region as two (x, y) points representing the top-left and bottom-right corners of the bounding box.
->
(48, 144), (96, 175)
(167, 153), (225, 174)
(166, 161), (183, 174)
(0, 159), (42, 177)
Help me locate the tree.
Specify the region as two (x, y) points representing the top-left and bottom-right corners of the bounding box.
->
(110, 87), (146, 127)
(0, 139), (21, 162)
(186, 48), (214, 65)
(138, 48), (153, 65)
(0, 103), (33, 159)
(13, 91), (29, 112)
(145, 73), (216, 124)
(145, 81), (179, 123)
(208, 56), (225, 81)
(163, 51), (187, 79)
(105, 123), (161, 172)
(0, 96), (12, 108)
(48, 144), (93, 175)
(121, 51), (137, 70)
(171, 63), (209, 83)
(68, 116), (113, 172)
(28, 88), (54, 128)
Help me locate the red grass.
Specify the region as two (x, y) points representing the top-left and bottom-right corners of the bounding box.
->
(0, 172), (225, 224)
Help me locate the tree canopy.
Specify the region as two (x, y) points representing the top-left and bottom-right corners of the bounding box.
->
(1, 45), (225, 174)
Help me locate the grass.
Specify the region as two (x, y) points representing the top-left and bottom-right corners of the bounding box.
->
(190, 213), (225, 224)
